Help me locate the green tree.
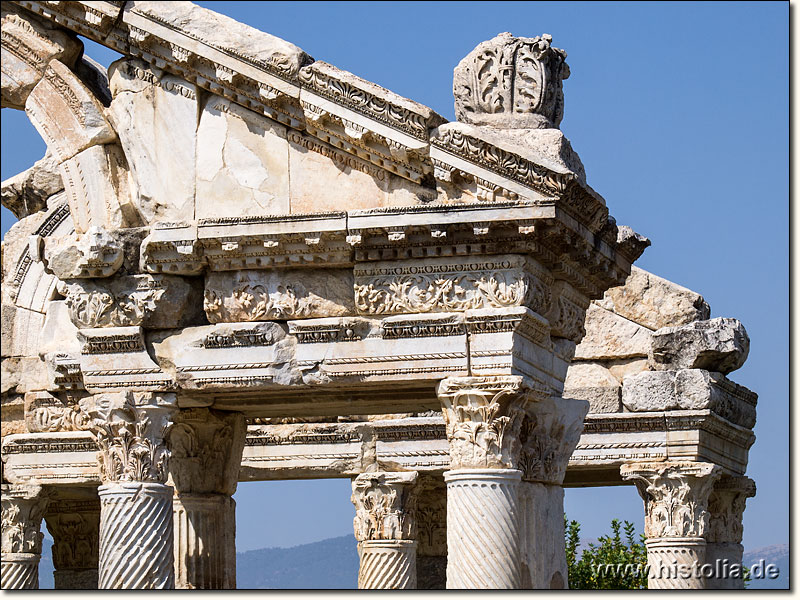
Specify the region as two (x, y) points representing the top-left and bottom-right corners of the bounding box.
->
(565, 516), (648, 589)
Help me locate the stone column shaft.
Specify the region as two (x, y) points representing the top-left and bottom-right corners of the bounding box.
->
(705, 475), (755, 590)
(352, 471), (418, 589)
(173, 494), (236, 589)
(622, 461), (721, 590)
(84, 391), (177, 590)
(1, 484), (49, 590)
(445, 469), (522, 589)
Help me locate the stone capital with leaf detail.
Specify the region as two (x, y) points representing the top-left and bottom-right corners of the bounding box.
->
(352, 471), (419, 542)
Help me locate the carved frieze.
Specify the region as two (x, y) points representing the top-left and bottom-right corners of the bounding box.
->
(354, 255), (552, 316)
(24, 391), (91, 433)
(437, 376), (541, 469)
(44, 499), (100, 571)
(82, 391), (177, 484)
(352, 471), (418, 542)
(621, 462), (722, 539)
(204, 269), (355, 322)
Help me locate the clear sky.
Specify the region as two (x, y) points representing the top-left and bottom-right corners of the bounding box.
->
(1, 1), (787, 555)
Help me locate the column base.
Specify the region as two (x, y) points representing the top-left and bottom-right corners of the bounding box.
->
(358, 540), (417, 589)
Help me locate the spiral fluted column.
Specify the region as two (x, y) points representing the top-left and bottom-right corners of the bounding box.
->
(359, 540), (417, 589)
(98, 483), (174, 589)
(84, 392), (177, 590)
(444, 469), (522, 589)
(1, 484), (49, 589)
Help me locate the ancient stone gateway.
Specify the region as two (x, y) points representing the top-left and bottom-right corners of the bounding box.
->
(1, 2), (757, 590)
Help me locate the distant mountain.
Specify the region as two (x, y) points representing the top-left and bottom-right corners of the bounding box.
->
(743, 543), (789, 590)
(36, 535), (788, 590)
(237, 534), (358, 589)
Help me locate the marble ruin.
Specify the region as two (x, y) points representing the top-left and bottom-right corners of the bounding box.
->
(1, 2), (757, 590)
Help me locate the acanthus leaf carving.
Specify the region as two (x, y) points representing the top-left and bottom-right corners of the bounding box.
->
(706, 476), (756, 545)
(621, 462), (721, 540)
(60, 276), (167, 328)
(352, 472), (418, 542)
(83, 391), (177, 484)
(1, 484), (49, 555)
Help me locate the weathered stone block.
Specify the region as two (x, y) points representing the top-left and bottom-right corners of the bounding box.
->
(1, 152), (63, 219)
(196, 96), (290, 220)
(44, 226), (123, 278)
(597, 266), (711, 331)
(573, 304), (651, 360)
(649, 317), (750, 375)
(621, 369), (757, 428)
(563, 362), (621, 413)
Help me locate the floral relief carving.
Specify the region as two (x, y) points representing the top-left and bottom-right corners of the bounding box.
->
(60, 277), (166, 328)
(25, 392), (92, 433)
(437, 376), (537, 469)
(1, 485), (48, 555)
(352, 472), (418, 542)
(83, 392), (176, 484)
(706, 476), (755, 544)
(621, 462), (721, 539)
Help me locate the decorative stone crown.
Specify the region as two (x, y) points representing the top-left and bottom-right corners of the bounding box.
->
(454, 32), (570, 129)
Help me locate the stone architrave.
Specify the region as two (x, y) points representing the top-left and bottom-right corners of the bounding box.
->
(167, 408), (246, 590)
(1, 484), (50, 589)
(83, 391), (177, 589)
(351, 471), (419, 590)
(621, 462), (722, 590)
(705, 475), (755, 590)
(44, 497), (100, 589)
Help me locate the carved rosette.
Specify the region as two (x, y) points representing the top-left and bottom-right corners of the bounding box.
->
(1, 484), (50, 590)
(83, 392), (177, 484)
(437, 376), (540, 470)
(352, 472), (418, 590)
(453, 32), (570, 129)
(45, 499), (100, 589)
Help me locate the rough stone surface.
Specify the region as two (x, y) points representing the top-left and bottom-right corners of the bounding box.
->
(573, 304), (651, 360)
(44, 226), (123, 279)
(1, 152), (64, 219)
(195, 96), (289, 219)
(563, 362), (621, 413)
(597, 266), (711, 331)
(649, 318), (750, 375)
(107, 58), (198, 224)
(622, 369), (757, 428)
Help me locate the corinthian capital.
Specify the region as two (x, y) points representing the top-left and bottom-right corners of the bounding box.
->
(352, 472), (418, 542)
(167, 408), (246, 496)
(82, 391), (177, 484)
(437, 376), (542, 469)
(621, 462), (721, 539)
(707, 476), (755, 544)
(1, 484), (49, 555)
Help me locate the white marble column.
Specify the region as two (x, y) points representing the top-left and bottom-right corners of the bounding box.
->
(351, 471), (418, 589)
(705, 475), (755, 589)
(1, 484), (50, 589)
(168, 408), (245, 590)
(437, 376), (528, 589)
(85, 391), (177, 589)
(45, 496), (100, 589)
(621, 462), (721, 589)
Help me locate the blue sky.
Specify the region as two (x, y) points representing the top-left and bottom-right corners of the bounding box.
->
(1, 1), (787, 554)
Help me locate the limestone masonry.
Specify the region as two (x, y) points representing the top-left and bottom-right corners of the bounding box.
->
(1, 2), (756, 590)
